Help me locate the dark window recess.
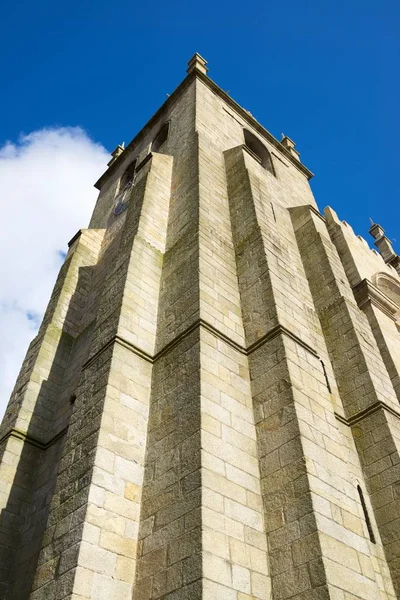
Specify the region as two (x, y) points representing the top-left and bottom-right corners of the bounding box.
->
(357, 485), (376, 544)
(69, 394), (77, 405)
(152, 122), (170, 152)
(120, 160), (137, 190)
(320, 360), (331, 393)
(270, 202), (277, 222)
(243, 129), (275, 174)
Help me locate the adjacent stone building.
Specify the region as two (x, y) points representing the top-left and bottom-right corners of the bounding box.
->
(1, 54), (400, 600)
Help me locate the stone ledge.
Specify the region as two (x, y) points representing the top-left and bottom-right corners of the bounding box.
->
(247, 323), (319, 358)
(68, 229), (82, 248)
(335, 400), (400, 427)
(353, 279), (399, 321)
(0, 426), (68, 451)
(242, 144), (263, 165)
(136, 152), (153, 173)
(82, 319), (320, 372)
(82, 335), (153, 372)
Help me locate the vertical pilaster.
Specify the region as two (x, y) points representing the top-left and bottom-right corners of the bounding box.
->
(132, 329), (202, 600)
(132, 134), (202, 600)
(198, 130), (270, 599)
(1, 56), (400, 600)
(132, 127), (272, 600)
(29, 153), (173, 600)
(0, 228), (104, 599)
(290, 203), (400, 597)
(355, 284), (400, 401)
(226, 147), (395, 599)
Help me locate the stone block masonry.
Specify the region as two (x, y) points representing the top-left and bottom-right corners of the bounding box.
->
(1, 54), (399, 599)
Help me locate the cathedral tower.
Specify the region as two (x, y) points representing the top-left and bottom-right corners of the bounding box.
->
(1, 54), (400, 600)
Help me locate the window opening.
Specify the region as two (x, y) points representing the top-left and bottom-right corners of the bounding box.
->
(120, 160), (137, 192)
(270, 202), (277, 222)
(152, 122), (170, 152)
(114, 160), (137, 216)
(357, 485), (376, 544)
(320, 360), (331, 393)
(243, 129), (275, 174)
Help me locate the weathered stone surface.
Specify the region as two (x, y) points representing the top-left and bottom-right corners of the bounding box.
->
(0, 54), (399, 600)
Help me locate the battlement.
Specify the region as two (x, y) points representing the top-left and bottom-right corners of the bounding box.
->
(325, 206), (400, 288)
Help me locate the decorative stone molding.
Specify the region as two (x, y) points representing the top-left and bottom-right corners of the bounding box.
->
(94, 56), (313, 191)
(280, 134), (301, 161)
(353, 278), (399, 321)
(0, 426), (68, 451)
(107, 143), (125, 167)
(373, 271), (400, 308)
(67, 229), (82, 248)
(81, 318), (321, 373)
(335, 399), (400, 427)
(186, 52), (208, 75)
(135, 151), (153, 173)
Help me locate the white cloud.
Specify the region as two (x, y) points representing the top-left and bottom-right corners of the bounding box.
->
(0, 127), (109, 422)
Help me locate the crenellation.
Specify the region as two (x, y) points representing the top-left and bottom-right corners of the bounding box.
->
(357, 235), (370, 248)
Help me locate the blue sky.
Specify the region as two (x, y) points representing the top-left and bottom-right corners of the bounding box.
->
(1, 0), (399, 238)
(0, 0), (399, 416)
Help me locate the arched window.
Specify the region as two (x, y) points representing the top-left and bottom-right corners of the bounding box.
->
(373, 272), (400, 311)
(152, 122), (170, 153)
(120, 159), (137, 191)
(243, 129), (275, 174)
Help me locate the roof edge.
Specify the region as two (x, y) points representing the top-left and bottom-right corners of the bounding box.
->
(94, 67), (313, 191)
(196, 71), (314, 180)
(94, 72), (197, 190)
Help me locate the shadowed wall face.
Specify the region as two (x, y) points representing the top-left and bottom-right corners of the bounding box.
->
(1, 56), (400, 600)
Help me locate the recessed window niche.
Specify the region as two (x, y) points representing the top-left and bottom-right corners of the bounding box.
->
(243, 128), (275, 174)
(152, 122), (170, 153)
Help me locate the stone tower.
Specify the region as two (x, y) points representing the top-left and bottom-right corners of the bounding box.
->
(1, 54), (400, 600)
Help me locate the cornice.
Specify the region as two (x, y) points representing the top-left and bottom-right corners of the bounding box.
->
(68, 229), (82, 248)
(352, 278), (399, 321)
(308, 204), (326, 222)
(195, 70), (314, 180)
(94, 68), (313, 191)
(288, 204), (326, 223)
(335, 400), (400, 427)
(0, 426), (68, 451)
(246, 323), (319, 358)
(81, 318), (320, 376)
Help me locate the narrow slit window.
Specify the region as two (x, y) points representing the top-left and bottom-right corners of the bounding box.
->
(152, 122), (170, 152)
(320, 360), (331, 393)
(357, 485), (376, 544)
